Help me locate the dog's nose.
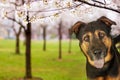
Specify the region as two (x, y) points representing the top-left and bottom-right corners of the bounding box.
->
(94, 49), (102, 55)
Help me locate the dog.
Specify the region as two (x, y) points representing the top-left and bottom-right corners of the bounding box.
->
(71, 16), (120, 80)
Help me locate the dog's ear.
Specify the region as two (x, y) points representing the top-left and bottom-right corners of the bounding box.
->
(71, 21), (85, 34)
(98, 16), (116, 26)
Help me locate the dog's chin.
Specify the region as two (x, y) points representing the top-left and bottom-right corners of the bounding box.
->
(94, 58), (104, 69)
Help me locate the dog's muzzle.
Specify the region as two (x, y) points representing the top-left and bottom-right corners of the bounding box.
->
(89, 49), (107, 69)
(94, 49), (105, 68)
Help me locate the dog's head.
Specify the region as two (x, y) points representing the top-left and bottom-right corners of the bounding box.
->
(71, 16), (116, 69)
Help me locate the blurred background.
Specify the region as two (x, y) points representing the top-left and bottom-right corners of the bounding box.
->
(0, 0), (120, 80)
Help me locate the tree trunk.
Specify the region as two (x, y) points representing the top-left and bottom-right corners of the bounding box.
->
(68, 29), (72, 53)
(16, 35), (20, 54)
(43, 27), (46, 51)
(68, 35), (72, 53)
(58, 25), (62, 59)
(25, 14), (32, 79)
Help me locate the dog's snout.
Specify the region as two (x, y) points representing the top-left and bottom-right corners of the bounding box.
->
(94, 49), (102, 55)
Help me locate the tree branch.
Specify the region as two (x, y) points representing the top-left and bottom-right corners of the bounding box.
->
(92, 0), (106, 5)
(18, 27), (22, 35)
(29, 3), (82, 13)
(74, 0), (120, 14)
(30, 3), (83, 19)
(12, 24), (22, 36)
(10, 2), (23, 7)
(7, 16), (26, 31)
(12, 23), (17, 35)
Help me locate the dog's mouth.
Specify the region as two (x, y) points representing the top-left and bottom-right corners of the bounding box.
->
(89, 50), (107, 69)
(94, 58), (104, 68)
(94, 51), (106, 69)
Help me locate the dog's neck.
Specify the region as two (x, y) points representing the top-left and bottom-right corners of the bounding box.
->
(86, 46), (120, 79)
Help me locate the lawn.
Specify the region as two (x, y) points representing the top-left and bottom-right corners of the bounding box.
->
(0, 39), (87, 80)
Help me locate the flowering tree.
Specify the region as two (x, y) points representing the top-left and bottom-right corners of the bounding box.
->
(0, 0), (82, 79)
(40, 23), (48, 51)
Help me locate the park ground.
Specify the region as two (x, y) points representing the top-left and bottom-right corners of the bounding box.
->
(0, 39), (87, 80)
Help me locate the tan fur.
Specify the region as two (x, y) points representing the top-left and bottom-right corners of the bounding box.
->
(81, 32), (95, 66)
(95, 77), (104, 80)
(89, 76), (120, 80)
(102, 34), (113, 63)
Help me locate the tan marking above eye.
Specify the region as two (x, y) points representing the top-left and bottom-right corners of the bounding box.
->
(95, 30), (106, 39)
(82, 32), (92, 42)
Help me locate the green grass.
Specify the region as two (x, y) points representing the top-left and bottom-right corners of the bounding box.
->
(0, 39), (87, 80)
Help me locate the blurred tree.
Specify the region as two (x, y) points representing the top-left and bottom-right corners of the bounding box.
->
(25, 11), (32, 78)
(41, 24), (47, 51)
(68, 28), (72, 53)
(58, 20), (62, 59)
(6, 0), (32, 79)
(12, 23), (22, 54)
(11, 0), (23, 54)
(43, 26), (47, 51)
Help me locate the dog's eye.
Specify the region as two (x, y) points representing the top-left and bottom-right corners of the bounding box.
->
(83, 35), (90, 42)
(99, 32), (105, 39)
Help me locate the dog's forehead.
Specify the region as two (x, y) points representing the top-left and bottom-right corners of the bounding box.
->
(80, 21), (110, 35)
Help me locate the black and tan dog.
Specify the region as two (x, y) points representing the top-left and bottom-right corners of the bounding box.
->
(71, 16), (120, 80)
